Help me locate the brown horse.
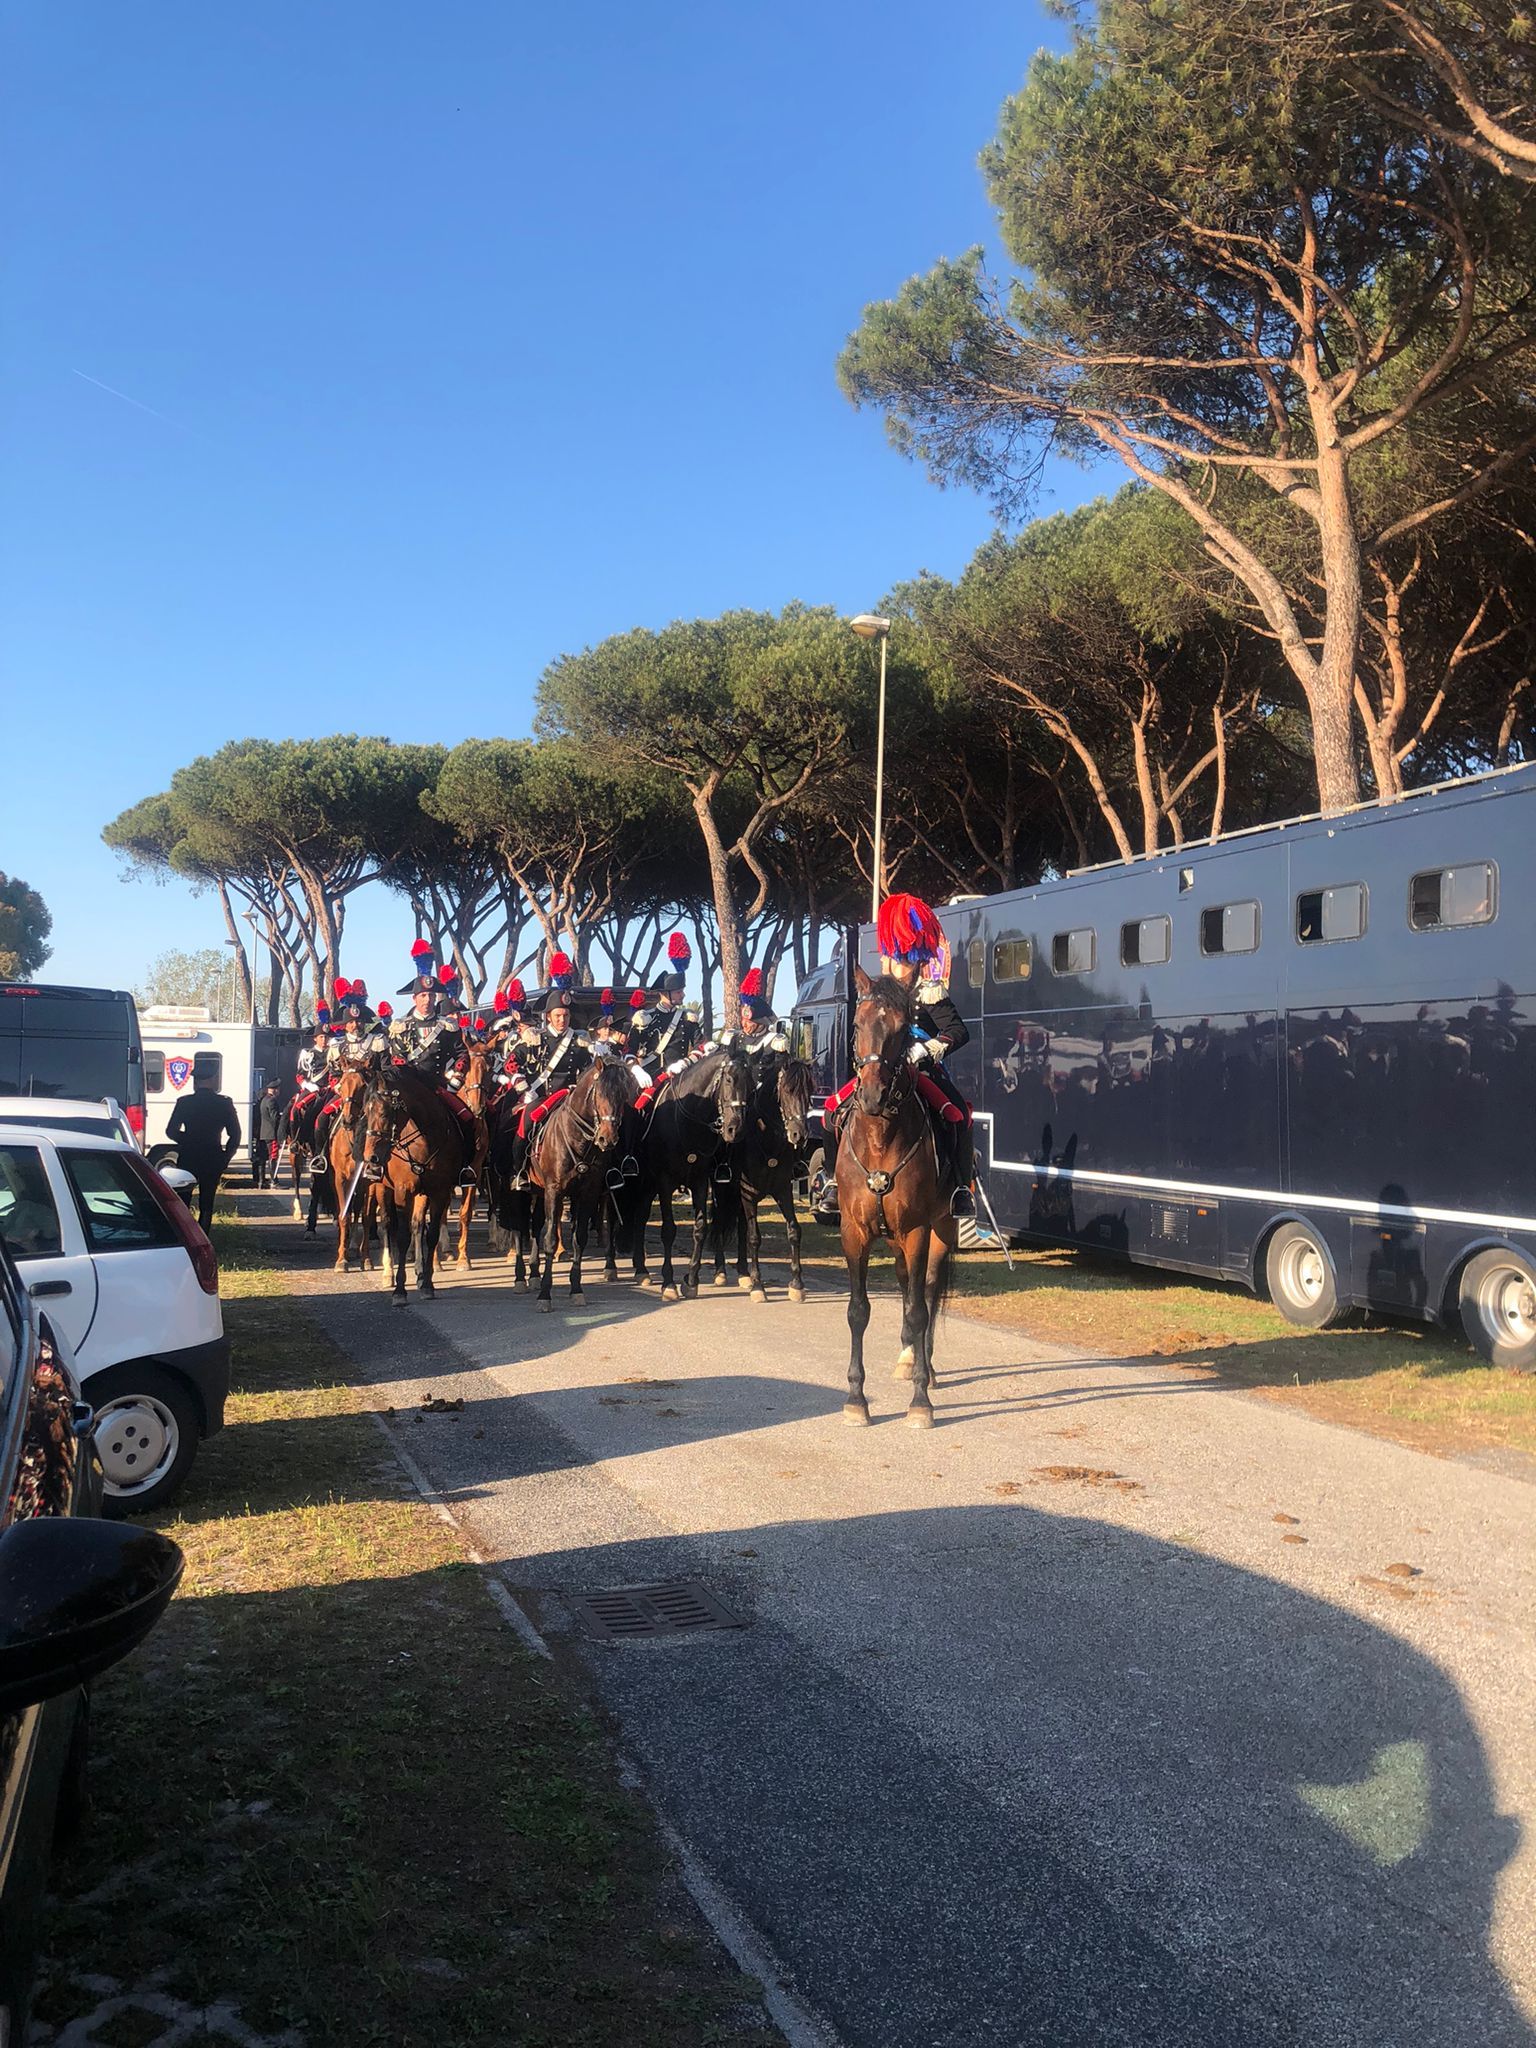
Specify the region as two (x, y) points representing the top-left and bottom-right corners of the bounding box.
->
(327, 1066), (376, 1273)
(530, 1058), (638, 1312)
(361, 1066), (466, 1304)
(835, 967), (957, 1429)
(446, 1044), (495, 1270)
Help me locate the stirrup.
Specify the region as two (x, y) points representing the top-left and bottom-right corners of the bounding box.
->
(606, 1167), (628, 1191)
(309, 1154), (328, 1177)
(713, 1160), (735, 1184)
(950, 1186), (976, 1218)
(511, 1171), (529, 1191)
(621, 1154), (639, 1180)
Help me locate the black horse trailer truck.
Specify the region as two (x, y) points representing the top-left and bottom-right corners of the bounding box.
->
(791, 762), (1536, 1370)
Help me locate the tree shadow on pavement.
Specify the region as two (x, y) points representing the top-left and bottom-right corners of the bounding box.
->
(512, 1501), (1533, 2048)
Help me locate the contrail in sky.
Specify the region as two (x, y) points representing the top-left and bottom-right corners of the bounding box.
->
(72, 368), (182, 428)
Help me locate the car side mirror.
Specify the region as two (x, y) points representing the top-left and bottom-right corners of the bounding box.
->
(0, 1519), (184, 1715)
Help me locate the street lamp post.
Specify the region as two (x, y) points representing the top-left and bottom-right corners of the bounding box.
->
(849, 614), (892, 926)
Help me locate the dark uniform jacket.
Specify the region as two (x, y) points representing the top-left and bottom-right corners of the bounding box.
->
(255, 1093), (285, 1144)
(627, 1004), (701, 1069)
(526, 1026), (592, 1101)
(167, 1090), (242, 1169)
(912, 987), (969, 1059)
(390, 1012), (462, 1082)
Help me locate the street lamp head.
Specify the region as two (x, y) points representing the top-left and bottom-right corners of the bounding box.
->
(849, 613), (892, 640)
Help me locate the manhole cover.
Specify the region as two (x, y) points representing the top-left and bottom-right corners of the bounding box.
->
(570, 1579), (745, 1641)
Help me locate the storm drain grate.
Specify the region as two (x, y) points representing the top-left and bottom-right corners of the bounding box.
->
(570, 1579), (746, 1641)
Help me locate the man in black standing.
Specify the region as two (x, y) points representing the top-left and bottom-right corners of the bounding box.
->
(168, 1069), (242, 1232)
(253, 1082), (284, 1189)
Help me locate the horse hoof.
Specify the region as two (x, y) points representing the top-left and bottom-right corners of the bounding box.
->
(660, 1286), (679, 1302)
(842, 1401), (871, 1427)
(750, 1287), (767, 1303)
(905, 1405), (935, 1431)
(638, 1276), (656, 1292)
(539, 1299), (553, 1314)
(788, 1286), (806, 1303)
(392, 1295), (408, 1309)
(569, 1291), (585, 1307)
(713, 1272), (728, 1288)
(419, 1288), (436, 1303)
(737, 1275), (753, 1292)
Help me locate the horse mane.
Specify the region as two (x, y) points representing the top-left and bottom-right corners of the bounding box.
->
(775, 1057), (814, 1109)
(858, 975), (915, 1022)
(577, 1056), (638, 1110)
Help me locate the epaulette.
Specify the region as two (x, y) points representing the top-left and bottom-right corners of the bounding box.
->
(917, 981), (946, 1006)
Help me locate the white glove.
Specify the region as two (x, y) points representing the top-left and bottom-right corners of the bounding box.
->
(716, 1029), (736, 1047)
(665, 1059), (688, 1077)
(907, 1038), (936, 1066)
(511, 1075), (528, 1094)
(631, 1065), (654, 1087)
(768, 1032), (788, 1053)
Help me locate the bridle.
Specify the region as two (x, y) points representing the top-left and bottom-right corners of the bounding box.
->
(362, 1075), (449, 1179)
(846, 999), (929, 1233)
(852, 999), (915, 1121)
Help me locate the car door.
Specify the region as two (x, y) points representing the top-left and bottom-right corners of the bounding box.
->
(0, 1142), (98, 1357)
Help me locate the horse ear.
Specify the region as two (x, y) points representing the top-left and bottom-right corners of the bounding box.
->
(853, 965), (873, 997)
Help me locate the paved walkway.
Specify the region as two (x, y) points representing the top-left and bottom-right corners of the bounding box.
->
(252, 1198), (1536, 2047)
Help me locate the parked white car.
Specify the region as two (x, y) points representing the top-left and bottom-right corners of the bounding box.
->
(0, 1127), (229, 1514)
(0, 1097), (199, 1206)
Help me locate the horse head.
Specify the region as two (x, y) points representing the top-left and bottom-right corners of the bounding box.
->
(576, 1057), (635, 1154)
(336, 1066), (369, 1129)
(775, 1057), (814, 1155)
(713, 1048), (752, 1145)
(361, 1072), (404, 1178)
(851, 966), (914, 1116)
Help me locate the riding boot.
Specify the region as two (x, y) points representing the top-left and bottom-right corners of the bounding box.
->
(950, 1118), (976, 1218)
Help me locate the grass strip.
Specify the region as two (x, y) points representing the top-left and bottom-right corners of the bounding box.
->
(37, 1213), (777, 2048)
(792, 1221), (1536, 1462)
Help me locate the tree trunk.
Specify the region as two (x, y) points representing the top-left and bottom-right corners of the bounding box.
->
(692, 791), (742, 1014)
(1309, 413), (1366, 813)
(216, 881), (253, 1017)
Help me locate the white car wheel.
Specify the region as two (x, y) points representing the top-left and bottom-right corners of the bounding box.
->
(86, 1364), (201, 1515)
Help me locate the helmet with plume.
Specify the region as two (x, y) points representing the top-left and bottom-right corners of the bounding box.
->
(877, 893), (944, 965)
(658, 929), (691, 997)
(400, 937), (437, 994)
(599, 987), (614, 1020)
(739, 967), (772, 1021)
(546, 951), (573, 994)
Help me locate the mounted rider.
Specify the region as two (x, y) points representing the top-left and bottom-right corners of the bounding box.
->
(727, 968), (789, 1079)
(327, 980), (388, 1074)
(824, 894), (975, 1218)
(508, 956), (594, 1182)
(627, 933), (701, 1073)
(388, 942), (480, 1166)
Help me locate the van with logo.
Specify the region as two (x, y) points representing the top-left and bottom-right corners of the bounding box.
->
(139, 1010), (305, 1170)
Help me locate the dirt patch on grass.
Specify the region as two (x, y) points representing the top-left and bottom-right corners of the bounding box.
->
(37, 1219), (776, 2048)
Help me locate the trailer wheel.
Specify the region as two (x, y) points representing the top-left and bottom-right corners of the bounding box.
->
(1457, 1250), (1536, 1373)
(1264, 1222), (1343, 1330)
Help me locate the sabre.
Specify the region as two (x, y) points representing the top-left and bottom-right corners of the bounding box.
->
(338, 1158), (369, 1225)
(973, 1174), (1015, 1271)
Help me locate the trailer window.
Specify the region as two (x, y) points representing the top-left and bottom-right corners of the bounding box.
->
(1296, 885), (1366, 944)
(991, 938), (1032, 983)
(1200, 901), (1260, 956)
(1051, 929), (1096, 974)
(1410, 863), (1496, 931)
(143, 1049), (166, 1094)
(192, 1052), (223, 1088)
(1120, 916), (1170, 967)
(966, 939), (985, 989)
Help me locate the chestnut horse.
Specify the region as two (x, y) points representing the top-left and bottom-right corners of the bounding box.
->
(446, 1043), (495, 1270)
(835, 967), (957, 1428)
(530, 1058), (638, 1311)
(361, 1066), (466, 1304)
(327, 1066), (377, 1273)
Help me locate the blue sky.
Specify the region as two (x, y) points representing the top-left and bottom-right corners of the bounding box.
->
(3, 0), (1095, 992)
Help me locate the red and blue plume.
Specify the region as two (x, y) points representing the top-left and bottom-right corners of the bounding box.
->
(376, 1000), (393, 1021)
(629, 989), (646, 1011)
(740, 968), (764, 998)
(350, 978), (367, 999)
(600, 987), (614, 1016)
(316, 1003), (331, 1025)
(667, 931), (691, 966)
(333, 977), (351, 1002)
(438, 961), (460, 989)
(547, 952), (573, 992)
(503, 977), (524, 1005)
(410, 937), (434, 973)
(493, 988), (509, 1015)
(877, 892), (943, 964)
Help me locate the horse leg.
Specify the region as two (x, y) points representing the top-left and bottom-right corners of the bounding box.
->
(602, 1184), (620, 1284)
(383, 1188), (409, 1304)
(683, 1175), (710, 1297)
(711, 1186), (729, 1286)
(892, 1238), (917, 1379)
(782, 1181), (805, 1303)
(536, 1186), (560, 1310)
(419, 1196), (446, 1299)
(357, 1186), (374, 1272)
(843, 1234), (872, 1425)
(455, 1181), (474, 1270)
(902, 1225), (934, 1428)
(746, 1190), (766, 1302)
(736, 1201), (751, 1290)
(924, 1223), (953, 1389)
(569, 1194), (588, 1306)
(631, 1181), (653, 1285)
(658, 1186), (679, 1300)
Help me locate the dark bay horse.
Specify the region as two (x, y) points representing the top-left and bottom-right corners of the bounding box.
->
(835, 968), (957, 1428)
(326, 1066), (376, 1273)
(631, 1048), (752, 1300)
(529, 1058), (638, 1311)
(447, 1044), (495, 1270)
(361, 1066), (466, 1304)
(711, 1057), (814, 1302)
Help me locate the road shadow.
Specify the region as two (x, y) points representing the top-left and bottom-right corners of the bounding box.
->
(517, 1502), (1532, 2048)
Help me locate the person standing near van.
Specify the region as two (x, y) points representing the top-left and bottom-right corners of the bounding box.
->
(253, 1082), (284, 1189)
(168, 1071), (242, 1231)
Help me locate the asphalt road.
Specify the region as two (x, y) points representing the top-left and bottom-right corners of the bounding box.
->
(260, 1200), (1536, 2047)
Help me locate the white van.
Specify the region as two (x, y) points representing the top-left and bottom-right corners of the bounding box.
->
(140, 1009), (306, 1171)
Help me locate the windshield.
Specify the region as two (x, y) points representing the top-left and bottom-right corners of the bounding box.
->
(0, 1112), (122, 1140)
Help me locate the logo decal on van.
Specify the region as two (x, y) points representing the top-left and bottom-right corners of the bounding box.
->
(167, 1057), (193, 1090)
